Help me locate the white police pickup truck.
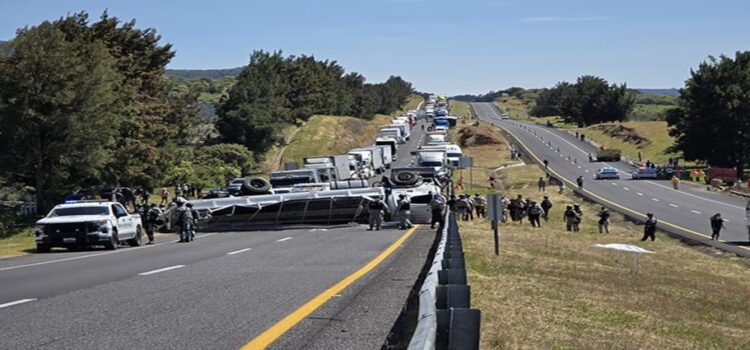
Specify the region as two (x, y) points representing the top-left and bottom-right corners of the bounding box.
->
(34, 201), (143, 252)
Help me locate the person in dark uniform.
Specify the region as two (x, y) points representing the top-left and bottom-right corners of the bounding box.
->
(145, 203), (160, 244)
(367, 198), (389, 231)
(641, 213), (657, 241)
(576, 176), (584, 190)
(710, 213), (725, 240)
(540, 196), (553, 221)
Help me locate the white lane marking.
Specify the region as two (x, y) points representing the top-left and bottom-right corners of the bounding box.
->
(0, 298), (37, 309)
(691, 210), (702, 214)
(669, 203), (679, 208)
(652, 198), (660, 202)
(644, 181), (745, 210)
(584, 169), (590, 173)
(0, 242), (165, 272)
(611, 183), (618, 186)
(227, 248), (252, 255)
(636, 192), (644, 196)
(138, 265), (185, 276)
(276, 237), (293, 242)
(623, 187), (630, 191)
(577, 165), (582, 169)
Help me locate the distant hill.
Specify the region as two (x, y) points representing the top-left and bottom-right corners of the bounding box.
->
(165, 67), (244, 79)
(636, 88), (679, 96)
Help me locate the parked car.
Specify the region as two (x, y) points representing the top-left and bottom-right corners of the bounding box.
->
(34, 201), (143, 252)
(631, 167), (658, 179)
(202, 188), (231, 199)
(595, 166), (621, 180)
(226, 177), (246, 194)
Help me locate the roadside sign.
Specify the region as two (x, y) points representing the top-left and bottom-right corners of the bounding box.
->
(458, 156), (474, 169)
(487, 193), (502, 256)
(487, 194), (503, 222)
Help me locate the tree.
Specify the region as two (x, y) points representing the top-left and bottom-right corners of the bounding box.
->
(0, 22), (122, 211)
(667, 52), (750, 180)
(531, 76), (634, 126)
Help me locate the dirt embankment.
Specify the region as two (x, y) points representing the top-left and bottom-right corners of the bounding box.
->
(590, 124), (651, 148)
(457, 126), (503, 147)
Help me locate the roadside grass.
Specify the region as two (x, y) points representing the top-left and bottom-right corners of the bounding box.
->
(402, 94), (424, 113)
(457, 131), (750, 349)
(0, 229), (35, 257)
(495, 96), (530, 120)
(448, 121), (519, 194)
(631, 103), (672, 121)
(449, 100), (475, 120)
(576, 121), (677, 165)
(280, 114), (393, 167)
(279, 94), (422, 167)
(259, 123), (304, 173)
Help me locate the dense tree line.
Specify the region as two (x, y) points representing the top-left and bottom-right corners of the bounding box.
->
(166, 67), (244, 80)
(0, 12), (251, 210)
(667, 51), (750, 179)
(216, 50), (413, 155)
(531, 76), (635, 126)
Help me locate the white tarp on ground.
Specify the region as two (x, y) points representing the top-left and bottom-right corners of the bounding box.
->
(594, 243), (654, 254)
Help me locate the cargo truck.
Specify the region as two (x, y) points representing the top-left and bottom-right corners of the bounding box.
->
(349, 147), (385, 174)
(375, 138), (398, 161)
(303, 155), (354, 180)
(595, 149), (622, 162)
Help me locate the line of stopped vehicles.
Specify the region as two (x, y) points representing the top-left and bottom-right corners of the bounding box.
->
(33, 95), (470, 252)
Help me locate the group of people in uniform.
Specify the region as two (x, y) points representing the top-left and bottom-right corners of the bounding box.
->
(450, 194), (487, 221)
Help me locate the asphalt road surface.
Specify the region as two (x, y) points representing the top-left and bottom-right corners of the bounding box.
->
(472, 102), (750, 256)
(0, 115), (435, 349)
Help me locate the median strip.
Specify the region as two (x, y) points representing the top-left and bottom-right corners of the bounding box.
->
(0, 298), (36, 309)
(138, 265), (185, 276)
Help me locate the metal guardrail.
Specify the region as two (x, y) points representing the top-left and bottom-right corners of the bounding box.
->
(408, 211), (480, 350)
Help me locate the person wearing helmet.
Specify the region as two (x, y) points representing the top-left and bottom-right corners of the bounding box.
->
(368, 197), (389, 231)
(641, 213), (657, 241)
(710, 213), (725, 240)
(397, 194), (413, 230)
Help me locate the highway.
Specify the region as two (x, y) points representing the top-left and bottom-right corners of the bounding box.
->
(0, 118), (434, 349)
(472, 102), (750, 256)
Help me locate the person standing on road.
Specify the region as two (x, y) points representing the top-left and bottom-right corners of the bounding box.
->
(429, 191), (446, 229)
(671, 175), (680, 190)
(540, 196), (553, 220)
(527, 201), (542, 228)
(543, 159), (549, 169)
(641, 213), (658, 241)
(367, 198), (389, 231)
(397, 194), (413, 230)
(576, 176), (584, 190)
(175, 200), (193, 243)
(473, 193), (487, 218)
(538, 177), (546, 192)
(597, 207), (610, 233)
(145, 204), (160, 244)
(710, 213), (725, 240)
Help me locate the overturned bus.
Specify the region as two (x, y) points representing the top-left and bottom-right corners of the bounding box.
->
(188, 187), (385, 231)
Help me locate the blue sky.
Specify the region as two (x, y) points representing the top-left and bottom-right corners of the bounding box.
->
(2, 0), (749, 95)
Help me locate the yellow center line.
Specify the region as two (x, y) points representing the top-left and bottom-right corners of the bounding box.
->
(498, 122), (749, 252)
(242, 225), (421, 349)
